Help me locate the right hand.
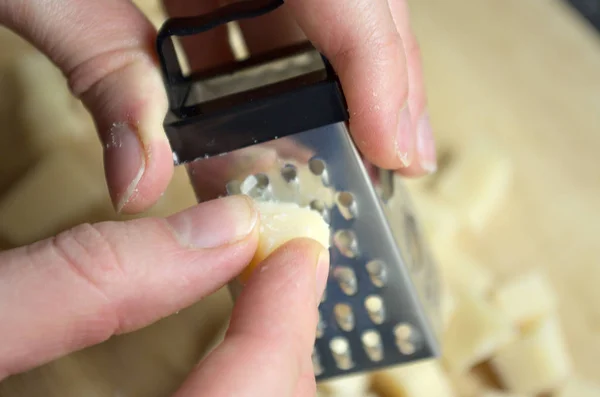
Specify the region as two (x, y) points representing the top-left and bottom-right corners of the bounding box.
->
(0, 0), (435, 214)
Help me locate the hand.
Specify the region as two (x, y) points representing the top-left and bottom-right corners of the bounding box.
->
(0, 0), (435, 214)
(0, 196), (330, 396)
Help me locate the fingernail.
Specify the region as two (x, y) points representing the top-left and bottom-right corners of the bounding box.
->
(315, 248), (330, 302)
(104, 122), (146, 213)
(395, 105), (414, 167)
(167, 196), (257, 249)
(416, 111), (437, 173)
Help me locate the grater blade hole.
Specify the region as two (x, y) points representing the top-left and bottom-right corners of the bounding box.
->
(333, 266), (358, 296)
(333, 230), (359, 258)
(394, 323), (423, 355)
(329, 336), (354, 370)
(366, 259), (388, 288)
(334, 303), (355, 332)
(308, 158), (329, 184)
(310, 199), (329, 223)
(312, 347), (323, 375)
(361, 330), (384, 362)
(336, 191), (357, 220)
(225, 180), (241, 195)
(240, 173), (271, 198)
(280, 164), (298, 183)
(308, 158), (326, 175)
(316, 311), (326, 338)
(365, 295), (386, 325)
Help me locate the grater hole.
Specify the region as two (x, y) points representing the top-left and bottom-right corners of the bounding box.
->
(334, 303), (355, 332)
(316, 311), (325, 338)
(394, 323), (423, 355)
(225, 180), (241, 195)
(240, 173), (270, 197)
(361, 330), (384, 362)
(333, 229), (359, 258)
(308, 158), (326, 176)
(310, 199), (329, 223)
(329, 336), (354, 370)
(365, 295), (386, 325)
(312, 347), (323, 375)
(366, 259), (388, 288)
(280, 164), (298, 183)
(333, 266), (358, 296)
(336, 191), (357, 220)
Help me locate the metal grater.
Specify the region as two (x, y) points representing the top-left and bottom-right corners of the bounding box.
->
(156, 0), (441, 382)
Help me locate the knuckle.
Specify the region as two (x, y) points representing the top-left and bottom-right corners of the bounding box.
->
(51, 223), (126, 327)
(66, 48), (148, 100)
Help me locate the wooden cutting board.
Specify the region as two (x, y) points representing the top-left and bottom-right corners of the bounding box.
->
(407, 0), (600, 382)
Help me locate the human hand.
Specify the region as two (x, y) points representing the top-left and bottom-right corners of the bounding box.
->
(0, 0), (434, 214)
(0, 196), (329, 396)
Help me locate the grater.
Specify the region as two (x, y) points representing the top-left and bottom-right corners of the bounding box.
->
(156, 0), (441, 382)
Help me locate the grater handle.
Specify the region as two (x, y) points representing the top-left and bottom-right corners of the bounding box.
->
(156, 0), (349, 165)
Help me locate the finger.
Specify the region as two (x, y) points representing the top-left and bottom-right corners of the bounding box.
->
(237, 3), (306, 54)
(0, 196), (258, 380)
(172, 239), (329, 397)
(0, 0), (174, 214)
(285, 0), (415, 170)
(162, 0), (235, 71)
(388, 0), (437, 175)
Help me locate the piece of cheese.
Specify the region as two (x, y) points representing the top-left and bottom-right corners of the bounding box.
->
(0, 150), (106, 245)
(371, 360), (456, 397)
(439, 249), (494, 297)
(555, 376), (600, 397)
(441, 282), (458, 331)
(490, 315), (571, 395)
(492, 271), (557, 326)
(436, 141), (513, 232)
(443, 290), (516, 373)
(318, 373), (371, 397)
(239, 201), (330, 282)
(480, 390), (531, 397)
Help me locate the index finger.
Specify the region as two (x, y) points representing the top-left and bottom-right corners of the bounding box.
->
(172, 239), (328, 397)
(285, 0), (414, 170)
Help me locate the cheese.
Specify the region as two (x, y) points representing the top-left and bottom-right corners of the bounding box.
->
(490, 315), (571, 394)
(239, 200), (330, 282)
(372, 360), (456, 397)
(492, 271), (557, 326)
(443, 291), (516, 373)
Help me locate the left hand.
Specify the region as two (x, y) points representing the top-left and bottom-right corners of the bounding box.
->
(0, 196), (329, 396)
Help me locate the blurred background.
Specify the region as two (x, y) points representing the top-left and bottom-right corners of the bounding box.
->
(0, 0), (599, 396)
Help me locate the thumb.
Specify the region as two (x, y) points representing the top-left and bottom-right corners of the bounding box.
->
(0, 0), (173, 213)
(0, 196), (258, 379)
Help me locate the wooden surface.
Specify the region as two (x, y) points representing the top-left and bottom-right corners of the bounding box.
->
(0, 0), (599, 394)
(408, 0), (600, 382)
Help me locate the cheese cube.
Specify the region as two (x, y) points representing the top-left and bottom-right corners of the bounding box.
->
(555, 376), (600, 397)
(490, 316), (571, 394)
(372, 360), (456, 397)
(319, 373), (371, 397)
(436, 142), (513, 232)
(443, 291), (516, 373)
(492, 271), (557, 326)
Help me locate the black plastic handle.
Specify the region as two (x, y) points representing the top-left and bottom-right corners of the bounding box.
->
(155, 0), (349, 165)
(156, 0), (284, 114)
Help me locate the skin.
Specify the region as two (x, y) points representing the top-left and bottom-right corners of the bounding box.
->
(0, 0), (435, 395)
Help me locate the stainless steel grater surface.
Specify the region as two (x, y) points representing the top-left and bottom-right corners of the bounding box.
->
(156, 0), (441, 382)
